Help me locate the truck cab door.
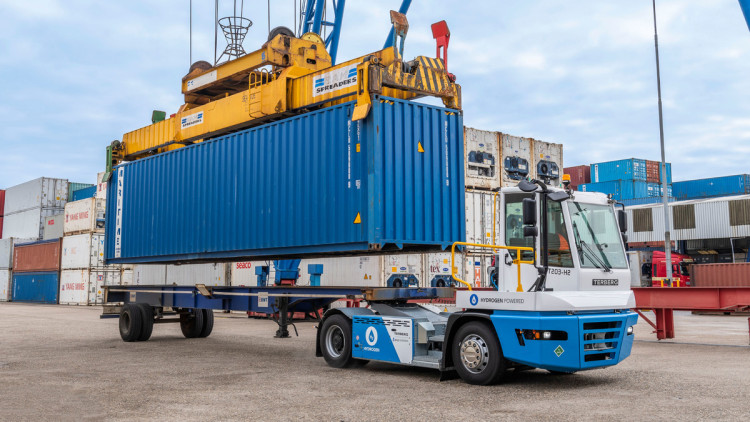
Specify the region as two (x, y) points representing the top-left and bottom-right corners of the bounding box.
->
(496, 192), (537, 291)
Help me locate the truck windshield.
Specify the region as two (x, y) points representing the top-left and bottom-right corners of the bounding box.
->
(567, 202), (628, 270)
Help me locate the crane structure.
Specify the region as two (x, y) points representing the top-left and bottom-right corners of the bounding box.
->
(106, 10), (460, 171)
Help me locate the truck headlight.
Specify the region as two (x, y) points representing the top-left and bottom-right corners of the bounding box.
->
(627, 326), (634, 335)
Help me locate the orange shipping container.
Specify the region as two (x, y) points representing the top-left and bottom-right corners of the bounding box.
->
(690, 263), (750, 287)
(12, 239), (62, 273)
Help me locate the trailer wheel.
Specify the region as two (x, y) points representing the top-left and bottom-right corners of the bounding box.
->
(452, 321), (506, 385)
(119, 304), (143, 342)
(320, 314), (358, 368)
(180, 309), (205, 338)
(137, 304), (154, 341)
(199, 309), (214, 338)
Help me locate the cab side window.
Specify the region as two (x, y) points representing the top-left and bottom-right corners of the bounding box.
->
(505, 194), (534, 261)
(546, 201), (573, 268)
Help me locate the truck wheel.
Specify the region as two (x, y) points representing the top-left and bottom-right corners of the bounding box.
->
(119, 304), (143, 342)
(320, 314), (358, 368)
(199, 309), (214, 338)
(452, 321), (506, 385)
(137, 303), (154, 341)
(180, 309), (204, 338)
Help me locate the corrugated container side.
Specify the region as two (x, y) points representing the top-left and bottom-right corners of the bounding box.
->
(590, 159), (647, 183)
(12, 271), (59, 303)
(68, 183), (95, 200)
(131, 264), (168, 285)
(71, 186), (97, 202)
(2, 207), (65, 240)
(106, 97), (465, 263)
(64, 198), (106, 235)
(621, 197), (675, 206)
(43, 214), (64, 240)
(672, 174), (750, 200)
(0, 237), (35, 269)
(13, 239), (62, 273)
(0, 269), (11, 301)
(464, 127), (501, 190)
(500, 133), (533, 187)
(4, 177), (68, 215)
(564, 165), (590, 187)
(61, 233), (111, 270)
(580, 180), (670, 201)
(59, 269), (121, 305)
(532, 139), (563, 185)
(691, 263), (750, 287)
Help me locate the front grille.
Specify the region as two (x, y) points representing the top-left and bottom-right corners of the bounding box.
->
(581, 319), (623, 366)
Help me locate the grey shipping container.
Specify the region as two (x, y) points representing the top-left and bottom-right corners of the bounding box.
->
(2, 207), (64, 240)
(43, 214), (64, 240)
(4, 177), (68, 215)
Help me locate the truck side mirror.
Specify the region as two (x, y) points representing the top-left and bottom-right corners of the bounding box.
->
(523, 226), (538, 237)
(618, 209), (627, 233)
(522, 198), (536, 226)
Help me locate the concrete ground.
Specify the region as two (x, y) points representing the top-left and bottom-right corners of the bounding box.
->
(0, 303), (748, 421)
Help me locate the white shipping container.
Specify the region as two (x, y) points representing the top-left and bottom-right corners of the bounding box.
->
(500, 133), (533, 188)
(464, 127), (501, 190)
(0, 237), (35, 269)
(0, 269), (11, 301)
(2, 207), (64, 240)
(382, 254), (424, 287)
(121, 269), (133, 285)
(299, 256), (382, 287)
(4, 177), (68, 215)
(230, 260), (269, 286)
(64, 198), (106, 235)
(132, 264), (168, 285)
(465, 190), (500, 246)
(532, 139), (563, 186)
(424, 252), (465, 287)
(96, 172), (108, 200)
(166, 263), (229, 286)
(59, 269), (121, 305)
(61, 233), (112, 270)
(43, 214), (64, 240)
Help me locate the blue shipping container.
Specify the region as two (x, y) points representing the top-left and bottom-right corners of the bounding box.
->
(71, 185), (97, 201)
(579, 180), (671, 201)
(621, 196), (675, 206)
(591, 159), (647, 183)
(105, 97), (465, 263)
(12, 271), (59, 303)
(672, 175), (750, 200)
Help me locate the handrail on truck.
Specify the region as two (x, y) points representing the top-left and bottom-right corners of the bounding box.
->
(450, 241), (535, 292)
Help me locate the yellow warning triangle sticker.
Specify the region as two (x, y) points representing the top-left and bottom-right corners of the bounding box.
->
(418, 142), (425, 153)
(353, 212), (362, 224)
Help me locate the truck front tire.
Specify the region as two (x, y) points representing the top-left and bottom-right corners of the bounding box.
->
(452, 321), (506, 385)
(119, 304), (143, 342)
(320, 314), (360, 368)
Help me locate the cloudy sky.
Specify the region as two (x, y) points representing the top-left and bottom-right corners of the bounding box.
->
(0, 0), (748, 188)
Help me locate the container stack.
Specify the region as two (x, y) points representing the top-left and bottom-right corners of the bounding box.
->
(11, 239), (62, 303)
(68, 182), (95, 202)
(672, 174), (750, 200)
(1, 177), (68, 240)
(59, 197), (122, 305)
(563, 165), (590, 191)
(0, 238), (34, 301)
(579, 159), (672, 205)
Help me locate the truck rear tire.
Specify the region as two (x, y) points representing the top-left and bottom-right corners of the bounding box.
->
(137, 304), (154, 341)
(119, 304), (143, 342)
(452, 321), (506, 385)
(199, 309), (214, 338)
(180, 309), (204, 338)
(320, 314), (359, 368)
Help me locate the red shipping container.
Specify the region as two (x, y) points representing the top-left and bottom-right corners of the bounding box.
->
(0, 216), (3, 239)
(646, 160), (660, 183)
(0, 189), (4, 215)
(12, 239), (62, 273)
(691, 263), (750, 287)
(564, 165), (590, 187)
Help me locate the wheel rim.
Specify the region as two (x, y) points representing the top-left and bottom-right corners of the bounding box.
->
(325, 325), (346, 358)
(459, 334), (490, 373)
